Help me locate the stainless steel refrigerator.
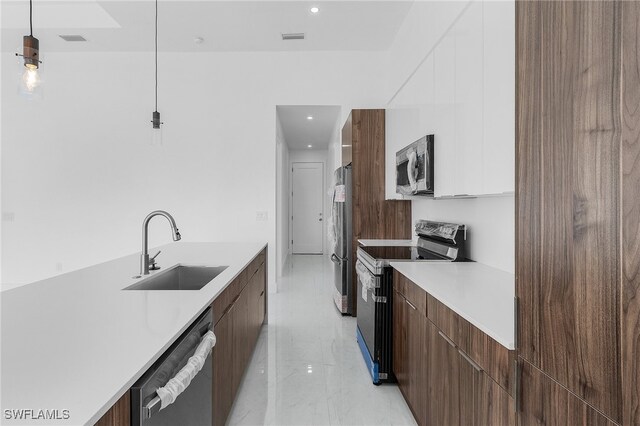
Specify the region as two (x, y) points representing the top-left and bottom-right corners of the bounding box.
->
(331, 165), (353, 315)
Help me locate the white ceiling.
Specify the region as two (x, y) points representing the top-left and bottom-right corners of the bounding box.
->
(1, 1), (413, 52)
(277, 105), (341, 150)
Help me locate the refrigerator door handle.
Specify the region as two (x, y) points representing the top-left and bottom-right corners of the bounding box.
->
(331, 254), (341, 264)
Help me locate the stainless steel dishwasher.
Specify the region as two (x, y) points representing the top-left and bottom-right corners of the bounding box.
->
(131, 308), (213, 426)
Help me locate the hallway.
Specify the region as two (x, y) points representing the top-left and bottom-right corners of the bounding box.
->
(227, 255), (416, 425)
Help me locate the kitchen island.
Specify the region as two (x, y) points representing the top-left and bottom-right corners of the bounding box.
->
(1, 242), (266, 425)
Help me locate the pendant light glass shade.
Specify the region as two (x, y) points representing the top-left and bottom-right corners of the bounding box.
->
(17, 2), (43, 100)
(151, 111), (163, 146)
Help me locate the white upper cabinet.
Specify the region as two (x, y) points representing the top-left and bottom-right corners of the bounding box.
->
(482, 0), (515, 194)
(386, 0), (515, 199)
(433, 31), (457, 197)
(454, 0), (483, 196)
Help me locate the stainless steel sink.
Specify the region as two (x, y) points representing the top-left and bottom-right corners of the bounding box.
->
(124, 265), (228, 291)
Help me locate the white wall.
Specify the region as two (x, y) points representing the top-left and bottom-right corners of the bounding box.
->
(288, 149), (330, 255)
(1, 50), (389, 291)
(275, 115), (290, 278)
(385, 0), (515, 273)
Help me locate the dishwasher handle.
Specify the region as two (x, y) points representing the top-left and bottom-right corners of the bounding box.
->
(144, 330), (216, 419)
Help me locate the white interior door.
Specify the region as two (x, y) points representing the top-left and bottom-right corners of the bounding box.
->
(291, 162), (324, 254)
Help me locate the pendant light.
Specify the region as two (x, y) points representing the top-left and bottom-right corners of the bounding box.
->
(16, 0), (43, 97)
(150, 0), (163, 145)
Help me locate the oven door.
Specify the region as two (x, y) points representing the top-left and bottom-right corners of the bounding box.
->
(355, 260), (381, 361)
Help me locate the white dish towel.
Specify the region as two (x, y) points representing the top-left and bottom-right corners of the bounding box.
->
(156, 330), (216, 410)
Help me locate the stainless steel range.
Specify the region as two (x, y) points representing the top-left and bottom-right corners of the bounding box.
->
(355, 220), (467, 384)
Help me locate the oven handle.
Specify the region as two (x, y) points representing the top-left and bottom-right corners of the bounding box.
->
(144, 330), (216, 419)
(356, 260), (380, 290)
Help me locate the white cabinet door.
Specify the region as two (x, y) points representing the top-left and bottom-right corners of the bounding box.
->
(454, 0), (483, 196)
(386, 55), (436, 199)
(483, 0), (515, 194)
(433, 30), (457, 197)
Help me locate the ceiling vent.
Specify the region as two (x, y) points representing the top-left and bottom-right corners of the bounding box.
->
(281, 33), (305, 41)
(59, 35), (87, 42)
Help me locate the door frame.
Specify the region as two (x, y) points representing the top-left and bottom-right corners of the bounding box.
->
(289, 161), (325, 255)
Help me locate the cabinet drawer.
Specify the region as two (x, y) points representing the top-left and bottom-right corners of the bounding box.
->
(427, 293), (513, 395)
(212, 278), (236, 325)
(467, 320), (514, 396)
(246, 250), (265, 280)
(393, 271), (426, 316)
(393, 270), (407, 295)
(427, 293), (468, 348)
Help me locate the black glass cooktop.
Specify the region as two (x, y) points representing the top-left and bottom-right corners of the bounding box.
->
(360, 245), (447, 261)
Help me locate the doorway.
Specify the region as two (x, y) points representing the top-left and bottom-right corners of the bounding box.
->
(275, 105), (341, 277)
(291, 162), (324, 254)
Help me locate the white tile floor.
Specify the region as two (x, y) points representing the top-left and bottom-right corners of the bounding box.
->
(227, 255), (417, 426)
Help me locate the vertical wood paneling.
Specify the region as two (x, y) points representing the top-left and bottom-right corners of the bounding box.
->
(621, 2), (640, 424)
(518, 359), (617, 426)
(515, 0), (542, 367)
(516, 1), (623, 422)
(348, 109), (411, 316)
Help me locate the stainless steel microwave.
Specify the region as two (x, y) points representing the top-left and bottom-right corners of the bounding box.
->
(396, 135), (434, 196)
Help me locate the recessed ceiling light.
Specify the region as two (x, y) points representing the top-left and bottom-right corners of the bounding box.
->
(308, 145), (313, 148)
(310, 6), (319, 14)
(307, 116), (313, 120)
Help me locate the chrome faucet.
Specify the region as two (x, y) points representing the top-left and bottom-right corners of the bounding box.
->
(140, 210), (181, 275)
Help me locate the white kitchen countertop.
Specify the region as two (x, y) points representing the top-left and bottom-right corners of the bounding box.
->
(0, 241), (266, 426)
(358, 239), (414, 247)
(390, 262), (515, 350)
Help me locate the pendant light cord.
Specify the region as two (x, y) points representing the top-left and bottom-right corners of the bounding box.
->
(29, 0), (33, 36)
(154, 0), (158, 112)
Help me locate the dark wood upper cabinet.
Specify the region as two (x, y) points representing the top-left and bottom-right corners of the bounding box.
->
(344, 109), (411, 316)
(516, 1), (640, 423)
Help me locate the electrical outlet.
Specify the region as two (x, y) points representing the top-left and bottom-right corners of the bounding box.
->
(256, 211), (268, 221)
(56, 263), (63, 272)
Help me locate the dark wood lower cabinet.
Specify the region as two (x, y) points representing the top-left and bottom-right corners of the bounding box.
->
(393, 289), (408, 396)
(94, 391), (131, 426)
(212, 249), (267, 426)
(406, 295), (428, 425)
(427, 321), (461, 426)
(393, 271), (515, 426)
(212, 304), (234, 426)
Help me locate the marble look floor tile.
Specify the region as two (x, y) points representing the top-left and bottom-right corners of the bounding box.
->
(227, 255), (416, 426)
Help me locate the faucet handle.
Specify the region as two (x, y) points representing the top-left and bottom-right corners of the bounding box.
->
(149, 251), (162, 270)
